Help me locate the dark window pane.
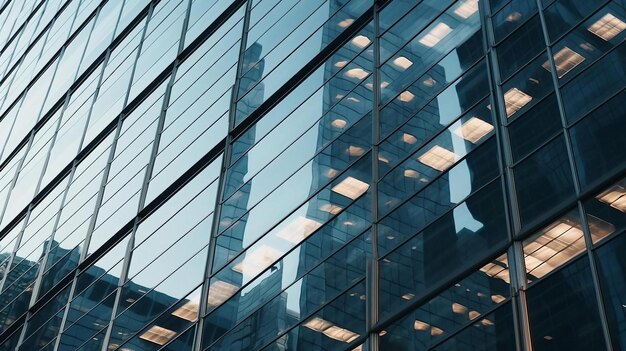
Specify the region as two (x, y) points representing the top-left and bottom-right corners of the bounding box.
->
(380, 180), (508, 317)
(497, 16), (544, 81)
(570, 91), (626, 190)
(380, 255), (511, 349)
(508, 94), (561, 162)
(596, 233), (626, 351)
(493, 0), (538, 42)
(526, 257), (606, 351)
(561, 44), (626, 125)
(514, 135), (576, 228)
(432, 303), (517, 351)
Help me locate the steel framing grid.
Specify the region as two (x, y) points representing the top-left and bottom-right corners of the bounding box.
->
(0, 0), (622, 350)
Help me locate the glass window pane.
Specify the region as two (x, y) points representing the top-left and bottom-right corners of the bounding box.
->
(526, 256), (606, 351)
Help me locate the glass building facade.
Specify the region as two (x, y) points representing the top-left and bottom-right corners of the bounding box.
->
(0, 0), (623, 350)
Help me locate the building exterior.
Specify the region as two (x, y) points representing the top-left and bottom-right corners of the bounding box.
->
(0, 0), (623, 350)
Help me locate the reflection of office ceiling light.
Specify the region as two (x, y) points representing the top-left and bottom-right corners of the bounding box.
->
(430, 326), (444, 336)
(544, 47), (585, 78)
(276, 216), (323, 244)
(404, 169), (420, 178)
(304, 317), (359, 343)
(352, 35), (371, 48)
(332, 176), (370, 199)
(453, 117), (494, 143)
(419, 22), (453, 47)
(469, 311), (481, 320)
(335, 60), (348, 68)
(503, 88), (532, 117)
(454, 0), (479, 19)
(304, 317), (334, 332)
(403, 133), (417, 144)
(506, 12), (522, 22)
(207, 280), (238, 306)
(140, 326), (177, 345)
(347, 97), (360, 103)
(481, 318), (494, 326)
(378, 154), (390, 163)
(331, 118), (347, 129)
(588, 13), (626, 41)
(491, 295), (506, 303)
(171, 299), (199, 322)
(523, 218), (585, 279)
(380, 81), (390, 89)
(596, 184), (626, 212)
(418, 145), (458, 172)
(320, 203), (343, 215)
(414, 320), (430, 331)
(326, 168), (338, 178)
(393, 56), (413, 70)
(402, 293), (415, 300)
(232, 245), (283, 276)
(423, 77), (436, 87)
(345, 68), (369, 80)
(324, 325), (360, 343)
(347, 145), (365, 156)
(399, 91), (415, 102)
(452, 303), (467, 314)
(338, 19), (354, 28)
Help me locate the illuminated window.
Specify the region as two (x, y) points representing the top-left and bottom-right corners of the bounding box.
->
(588, 13), (626, 41)
(207, 281), (238, 306)
(345, 68), (369, 80)
(399, 90), (415, 102)
(418, 145), (458, 172)
(332, 176), (369, 200)
(419, 22), (453, 47)
(596, 183), (626, 212)
(276, 216), (322, 244)
(232, 245), (283, 276)
(453, 117), (494, 143)
(503, 88), (532, 117)
(139, 325), (177, 345)
(171, 298), (199, 322)
(304, 317), (360, 343)
(403, 133), (418, 144)
(352, 35), (371, 48)
(392, 56), (413, 70)
(523, 214), (586, 280)
(544, 47), (585, 78)
(479, 253), (510, 284)
(453, 0), (479, 19)
(338, 18), (354, 28)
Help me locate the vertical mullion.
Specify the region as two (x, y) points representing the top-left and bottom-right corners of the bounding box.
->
(193, 1), (251, 350)
(483, 0), (531, 350)
(136, 0), (191, 212)
(369, 2), (380, 351)
(95, 4), (153, 350)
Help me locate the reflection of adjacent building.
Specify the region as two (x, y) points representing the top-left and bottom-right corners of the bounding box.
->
(294, 1), (374, 349)
(0, 239), (201, 350)
(375, 3), (509, 347)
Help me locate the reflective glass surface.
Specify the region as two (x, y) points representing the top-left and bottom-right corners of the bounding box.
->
(0, 0), (623, 350)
